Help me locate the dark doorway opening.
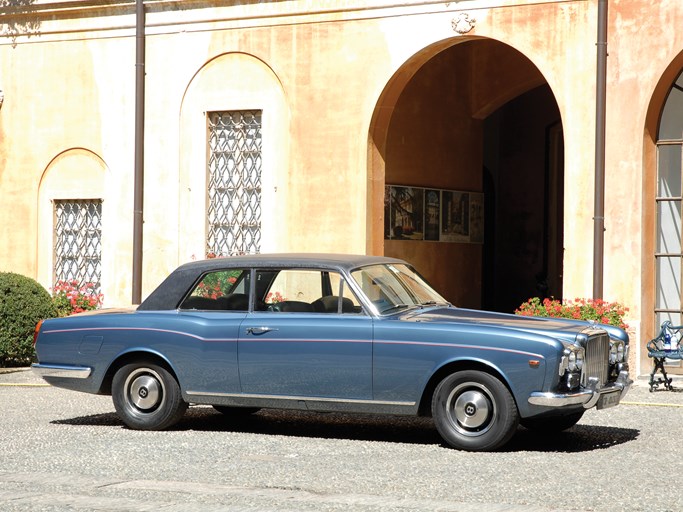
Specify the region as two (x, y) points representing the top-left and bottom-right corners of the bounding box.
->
(482, 85), (564, 313)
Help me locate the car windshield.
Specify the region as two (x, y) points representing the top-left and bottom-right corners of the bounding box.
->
(350, 263), (448, 315)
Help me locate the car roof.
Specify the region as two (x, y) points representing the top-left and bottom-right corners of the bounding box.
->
(175, 253), (404, 272)
(138, 253), (406, 311)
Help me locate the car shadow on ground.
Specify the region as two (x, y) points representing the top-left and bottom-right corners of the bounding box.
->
(53, 407), (640, 453)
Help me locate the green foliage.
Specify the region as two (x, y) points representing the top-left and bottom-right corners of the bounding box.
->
(515, 297), (628, 329)
(0, 272), (57, 367)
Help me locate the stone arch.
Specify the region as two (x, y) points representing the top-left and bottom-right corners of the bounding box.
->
(368, 36), (561, 311)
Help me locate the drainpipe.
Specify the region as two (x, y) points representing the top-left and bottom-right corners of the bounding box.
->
(132, 0), (145, 304)
(593, 0), (608, 300)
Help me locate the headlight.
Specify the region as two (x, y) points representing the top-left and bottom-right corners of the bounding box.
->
(559, 345), (585, 389)
(609, 340), (625, 364)
(563, 346), (585, 372)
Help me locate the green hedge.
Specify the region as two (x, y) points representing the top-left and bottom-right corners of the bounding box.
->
(0, 272), (57, 367)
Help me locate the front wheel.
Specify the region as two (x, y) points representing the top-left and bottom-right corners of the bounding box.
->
(432, 370), (519, 451)
(112, 362), (187, 430)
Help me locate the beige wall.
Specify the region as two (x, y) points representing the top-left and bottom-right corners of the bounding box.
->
(1, 0), (682, 374)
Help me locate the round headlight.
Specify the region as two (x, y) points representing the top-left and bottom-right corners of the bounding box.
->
(609, 343), (619, 364)
(568, 351), (577, 371)
(575, 349), (584, 370)
(616, 341), (625, 363)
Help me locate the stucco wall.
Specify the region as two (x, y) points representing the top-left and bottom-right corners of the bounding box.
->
(1, 0), (683, 374)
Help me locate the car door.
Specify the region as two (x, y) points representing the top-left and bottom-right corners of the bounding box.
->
(238, 268), (373, 399)
(173, 268), (250, 394)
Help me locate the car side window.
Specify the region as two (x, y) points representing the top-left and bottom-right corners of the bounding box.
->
(179, 269), (250, 311)
(258, 269), (362, 314)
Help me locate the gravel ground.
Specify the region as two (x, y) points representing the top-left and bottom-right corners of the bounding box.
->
(1, 368), (682, 512)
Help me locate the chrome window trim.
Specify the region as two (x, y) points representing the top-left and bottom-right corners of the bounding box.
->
(186, 390), (415, 407)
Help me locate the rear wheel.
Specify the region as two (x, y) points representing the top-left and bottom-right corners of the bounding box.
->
(432, 370), (519, 451)
(112, 362), (187, 430)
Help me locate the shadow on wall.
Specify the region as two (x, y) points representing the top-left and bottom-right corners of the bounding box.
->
(1, 1), (40, 47)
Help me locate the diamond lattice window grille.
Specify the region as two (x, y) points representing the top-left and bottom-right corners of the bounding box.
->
(207, 110), (262, 257)
(54, 199), (102, 291)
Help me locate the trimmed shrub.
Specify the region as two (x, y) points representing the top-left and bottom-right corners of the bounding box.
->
(0, 272), (57, 367)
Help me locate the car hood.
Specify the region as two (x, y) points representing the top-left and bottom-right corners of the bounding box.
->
(399, 306), (608, 344)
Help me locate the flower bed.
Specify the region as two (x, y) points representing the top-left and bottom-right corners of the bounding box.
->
(515, 297), (628, 329)
(52, 280), (103, 316)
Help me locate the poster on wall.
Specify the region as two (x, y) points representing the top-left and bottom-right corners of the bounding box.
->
(384, 185), (483, 244)
(385, 186), (424, 240)
(440, 191), (469, 243)
(469, 192), (484, 243)
(424, 189), (441, 241)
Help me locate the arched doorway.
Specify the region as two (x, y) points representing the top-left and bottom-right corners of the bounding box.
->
(369, 38), (563, 313)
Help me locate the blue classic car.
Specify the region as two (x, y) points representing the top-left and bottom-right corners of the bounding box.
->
(32, 254), (632, 451)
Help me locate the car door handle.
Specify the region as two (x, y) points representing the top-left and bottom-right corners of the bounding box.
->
(246, 326), (277, 335)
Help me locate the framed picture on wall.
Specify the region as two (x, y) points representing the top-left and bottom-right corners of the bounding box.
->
(384, 185), (392, 239)
(424, 189), (441, 241)
(469, 192), (484, 244)
(440, 191), (470, 243)
(387, 186), (424, 240)
(384, 185), (483, 244)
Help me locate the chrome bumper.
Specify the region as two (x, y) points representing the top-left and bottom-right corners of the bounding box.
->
(31, 363), (92, 380)
(528, 370), (632, 409)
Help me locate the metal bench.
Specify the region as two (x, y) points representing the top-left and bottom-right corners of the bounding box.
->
(647, 321), (683, 392)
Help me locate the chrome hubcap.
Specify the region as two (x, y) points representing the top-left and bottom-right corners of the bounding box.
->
(455, 390), (490, 429)
(447, 383), (496, 436)
(125, 369), (163, 412)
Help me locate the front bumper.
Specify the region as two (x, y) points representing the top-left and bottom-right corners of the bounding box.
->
(31, 363), (92, 380)
(527, 370), (632, 409)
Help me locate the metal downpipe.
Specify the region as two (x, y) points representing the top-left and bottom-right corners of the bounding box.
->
(593, 0), (608, 300)
(132, 0), (145, 304)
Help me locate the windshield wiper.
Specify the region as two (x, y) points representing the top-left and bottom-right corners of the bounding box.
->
(419, 300), (452, 308)
(380, 304), (414, 314)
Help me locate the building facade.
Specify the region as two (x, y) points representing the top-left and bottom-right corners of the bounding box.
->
(1, 0), (681, 377)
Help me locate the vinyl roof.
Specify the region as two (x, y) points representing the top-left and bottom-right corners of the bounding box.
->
(138, 253), (406, 311)
(174, 253), (404, 272)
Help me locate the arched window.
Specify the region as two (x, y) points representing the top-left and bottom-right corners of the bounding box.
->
(655, 70), (683, 334)
(37, 149), (106, 297)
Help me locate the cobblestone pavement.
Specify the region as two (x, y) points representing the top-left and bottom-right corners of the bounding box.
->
(1, 368), (682, 512)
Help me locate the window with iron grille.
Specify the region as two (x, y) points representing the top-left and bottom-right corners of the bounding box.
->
(54, 199), (102, 291)
(206, 110), (262, 257)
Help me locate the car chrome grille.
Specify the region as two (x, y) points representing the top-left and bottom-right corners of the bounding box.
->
(582, 333), (610, 388)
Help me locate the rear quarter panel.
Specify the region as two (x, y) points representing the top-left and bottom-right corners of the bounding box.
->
(35, 310), (245, 395)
